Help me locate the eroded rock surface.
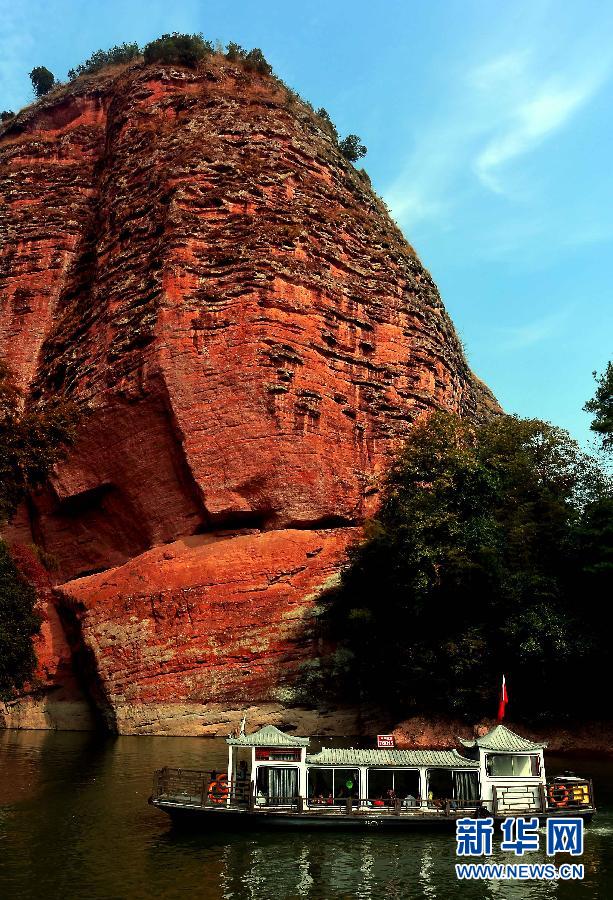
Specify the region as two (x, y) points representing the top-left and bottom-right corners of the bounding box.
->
(0, 58), (497, 733)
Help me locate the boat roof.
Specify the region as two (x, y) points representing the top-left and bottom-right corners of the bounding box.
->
(305, 748), (479, 768)
(227, 724), (310, 747)
(458, 724), (547, 752)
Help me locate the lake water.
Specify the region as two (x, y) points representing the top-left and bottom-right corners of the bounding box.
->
(1, 729), (612, 899)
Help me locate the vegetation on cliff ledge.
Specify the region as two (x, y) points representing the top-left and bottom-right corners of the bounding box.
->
(0, 363), (78, 697)
(0, 362), (78, 524)
(16, 34), (367, 164)
(0, 541), (40, 701)
(29, 66), (55, 98)
(321, 411), (613, 724)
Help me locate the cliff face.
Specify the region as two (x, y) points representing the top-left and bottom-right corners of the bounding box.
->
(0, 58), (497, 734)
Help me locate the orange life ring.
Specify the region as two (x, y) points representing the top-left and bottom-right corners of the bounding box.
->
(208, 774), (229, 804)
(548, 783), (569, 807)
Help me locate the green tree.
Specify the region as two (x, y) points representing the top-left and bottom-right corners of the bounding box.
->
(225, 42), (245, 62)
(339, 134), (367, 162)
(324, 412), (609, 722)
(243, 48), (273, 76)
(0, 363), (78, 699)
(0, 362), (78, 523)
(584, 361), (613, 453)
(67, 42), (141, 79)
(29, 66), (55, 98)
(0, 541), (40, 700)
(143, 33), (213, 68)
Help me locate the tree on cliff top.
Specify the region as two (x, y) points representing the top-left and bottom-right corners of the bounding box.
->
(0, 362), (78, 523)
(323, 411), (611, 722)
(585, 361), (613, 453)
(29, 66), (55, 98)
(143, 33), (213, 68)
(67, 42), (141, 79)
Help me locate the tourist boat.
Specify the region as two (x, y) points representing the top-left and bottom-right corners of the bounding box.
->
(149, 723), (596, 830)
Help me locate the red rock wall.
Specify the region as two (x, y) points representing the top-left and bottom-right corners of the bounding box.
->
(56, 528), (355, 734)
(0, 59), (497, 734)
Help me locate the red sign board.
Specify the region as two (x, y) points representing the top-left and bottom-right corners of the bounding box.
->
(377, 734), (395, 748)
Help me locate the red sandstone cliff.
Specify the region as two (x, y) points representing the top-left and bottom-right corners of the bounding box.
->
(0, 57), (497, 734)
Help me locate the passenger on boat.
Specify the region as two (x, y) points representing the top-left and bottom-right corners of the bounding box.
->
(403, 793), (417, 809)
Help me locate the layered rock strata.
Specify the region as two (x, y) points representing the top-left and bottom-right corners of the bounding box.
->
(0, 57), (497, 733)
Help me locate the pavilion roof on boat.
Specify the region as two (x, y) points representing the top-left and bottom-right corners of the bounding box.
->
(458, 724), (547, 752)
(227, 724), (310, 747)
(305, 748), (479, 768)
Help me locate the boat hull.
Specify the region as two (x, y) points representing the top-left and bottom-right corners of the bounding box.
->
(150, 799), (595, 832)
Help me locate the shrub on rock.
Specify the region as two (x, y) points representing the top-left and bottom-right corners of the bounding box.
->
(143, 33), (213, 68)
(29, 66), (55, 98)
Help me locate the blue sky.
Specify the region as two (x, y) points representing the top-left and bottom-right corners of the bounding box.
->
(1, 0), (612, 448)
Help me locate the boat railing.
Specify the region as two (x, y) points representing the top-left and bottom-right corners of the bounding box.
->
(151, 769), (497, 815)
(154, 768), (601, 818)
(304, 796), (494, 817)
(152, 767), (252, 807)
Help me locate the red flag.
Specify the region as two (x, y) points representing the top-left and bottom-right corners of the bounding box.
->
(497, 674), (508, 722)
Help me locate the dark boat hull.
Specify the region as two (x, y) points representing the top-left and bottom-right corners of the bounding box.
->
(150, 800), (595, 832)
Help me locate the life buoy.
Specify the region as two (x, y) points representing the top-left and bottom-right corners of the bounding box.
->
(548, 783), (569, 807)
(208, 774), (229, 804)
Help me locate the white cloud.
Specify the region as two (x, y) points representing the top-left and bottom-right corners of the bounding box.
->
(383, 14), (612, 231)
(474, 76), (604, 194)
(496, 308), (572, 351)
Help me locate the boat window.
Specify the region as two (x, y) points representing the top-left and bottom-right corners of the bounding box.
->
(308, 768), (333, 801)
(307, 768), (360, 803)
(334, 769), (359, 800)
(427, 768), (454, 803)
(367, 769), (419, 801)
(256, 766), (298, 804)
(486, 755), (539, 777)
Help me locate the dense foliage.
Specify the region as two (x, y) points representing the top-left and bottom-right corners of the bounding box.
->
(0, 110), (14, 122)
(585, 361), (613, 453)
(143, 33), (214, 68)
(243, 48), (273, 76)
(67, 42), (141, 79)
(339, 134), (368, 162)
(0, 541), (40, 700)
(29, 66), (55, 98)
(0, 363), (78, 698)
(0, 362), (78, 523)
(322, 412), (613, 723)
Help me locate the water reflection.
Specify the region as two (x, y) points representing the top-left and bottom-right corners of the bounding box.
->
(0, 731), (611, 900)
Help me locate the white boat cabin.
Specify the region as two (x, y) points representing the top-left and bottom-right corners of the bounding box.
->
(226, 723), (549, 812)
(458, 725), (547, 814)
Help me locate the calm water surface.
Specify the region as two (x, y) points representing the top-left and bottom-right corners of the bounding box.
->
(0, 730), (612, 899)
